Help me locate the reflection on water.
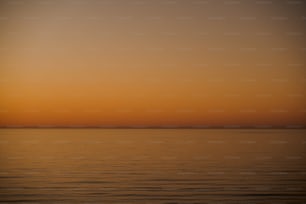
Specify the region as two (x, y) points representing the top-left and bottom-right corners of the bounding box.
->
(0, 129), (305, 203)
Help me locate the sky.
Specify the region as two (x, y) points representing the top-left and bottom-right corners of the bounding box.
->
(0, 0), (305, 127)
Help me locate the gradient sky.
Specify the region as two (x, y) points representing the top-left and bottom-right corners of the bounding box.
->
(0, 0), (305, 127)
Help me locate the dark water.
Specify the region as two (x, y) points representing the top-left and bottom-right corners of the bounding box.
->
(0, 129), (305, 203)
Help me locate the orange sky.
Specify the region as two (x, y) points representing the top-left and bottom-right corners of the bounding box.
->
(0, 0), (305, 127)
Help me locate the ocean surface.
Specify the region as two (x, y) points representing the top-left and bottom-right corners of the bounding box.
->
(0, 129), (305, 203)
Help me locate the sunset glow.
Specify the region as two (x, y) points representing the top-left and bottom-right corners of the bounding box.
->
(1, 0), (305, 127)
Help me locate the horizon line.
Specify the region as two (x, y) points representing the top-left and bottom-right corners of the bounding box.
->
(0, 125), (305, 129)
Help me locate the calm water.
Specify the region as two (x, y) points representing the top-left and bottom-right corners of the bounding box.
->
(0, 129), (305, 203)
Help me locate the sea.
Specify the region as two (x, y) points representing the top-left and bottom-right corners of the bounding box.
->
(0, 129), (305, 203)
